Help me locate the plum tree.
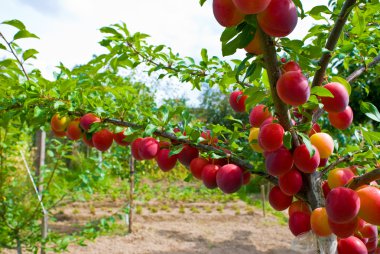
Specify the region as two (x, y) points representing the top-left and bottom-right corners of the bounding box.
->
(2, 0), (380, 251)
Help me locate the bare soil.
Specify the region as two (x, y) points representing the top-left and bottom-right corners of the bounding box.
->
(64, 201), (297, 254)
(1, 200), (299, 254)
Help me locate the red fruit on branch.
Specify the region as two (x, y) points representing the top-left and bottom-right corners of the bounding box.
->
(293, 144), (320, 173)
(249, 104), (271, 127)
(82, 134), (94, 147)
(190, 157), (209, 180)
(202, 164), (220, 189)
(265, 147), (293, 177)
(258, 123), (284, 152)
(276, 71), (310, 106)
(319, 82), (349, 113)
(66, 119), (82, 140)
(326, 187), (360, 224)
(216, 164), (243, 193)
(178, 145), (199, 167)
(278, 168), (303, 195)
(269, 185), (293, 211)
(113, 129), (130, 146)
(288, 211), (311, 236)
(229, 90), (247, 113)
(257, 0), (298, 37)
(212, 0), (244, 27)
(328, 106), (353, 130)
(282, 61), (301, 73)
(337, 236), (368, 254)
(138, 137), (159, 160)
(51, 113), (69, 132)
(80, 113), (101, 131)
(232, 0), (271, 14)
(244, 32), (263, 55)
(155, 149), (177, 172)
(131, 138), (144, 161)
(92, 129), (114, 152)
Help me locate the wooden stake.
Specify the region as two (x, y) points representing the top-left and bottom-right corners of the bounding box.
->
(261, 184), (266, 218)
(35, 130), (48, 254)
(128, 156), (135, 233)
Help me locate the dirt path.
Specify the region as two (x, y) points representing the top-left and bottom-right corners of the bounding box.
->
(66, 203), (298, 254)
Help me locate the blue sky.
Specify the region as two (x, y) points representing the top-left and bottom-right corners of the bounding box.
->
(0, 0), (327, 106)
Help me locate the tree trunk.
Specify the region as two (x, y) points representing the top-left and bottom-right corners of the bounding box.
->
(307, 172), (337, 254)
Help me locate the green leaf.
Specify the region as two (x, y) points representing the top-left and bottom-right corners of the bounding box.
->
(331, 76), (351, 95)
(169, 145), (184, 157)
(362, 129), (380, 145)
(13, 30), (39, 40)
(2, 19), (26, 30)
(33, 106), (43, 118)
(360, 102), (380, 122)
(283, 132), (292, 150)
(22, 49), (39, 61)
(144, 124), (158, 136)
(310, 86), (334, 97)
(308, 5), (331, 21)
(199, 0), (207, 6)
(220, 27), (238, 43)
(299, 133), (315, 157)
(0, 43), (6, 50)
(201, 48), (208, 63)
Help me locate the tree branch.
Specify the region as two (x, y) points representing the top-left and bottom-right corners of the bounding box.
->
(0, 32), (30, 83)
(311, 0), (357, 88)
(320, 154), (354, 175)
(346, 54), (380, 83)
(346, 168), (380, 190)
(103, 118), (278, 184)
(256, 27), (300, 147)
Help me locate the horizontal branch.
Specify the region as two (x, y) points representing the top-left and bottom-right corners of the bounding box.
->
(346, 168), (380, 189)
(103, 118), (278, 184)
(346, 54), (380, 83)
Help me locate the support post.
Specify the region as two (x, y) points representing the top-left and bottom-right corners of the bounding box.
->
(261, 184), (266, 218)
(128, 156), (135, 233)
(35, 130), (48, 254)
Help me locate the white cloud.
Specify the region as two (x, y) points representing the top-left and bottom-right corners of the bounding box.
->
(0, 0), (328, 106)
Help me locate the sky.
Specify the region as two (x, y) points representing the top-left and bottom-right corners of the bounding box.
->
(0, 0), (327, 106)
